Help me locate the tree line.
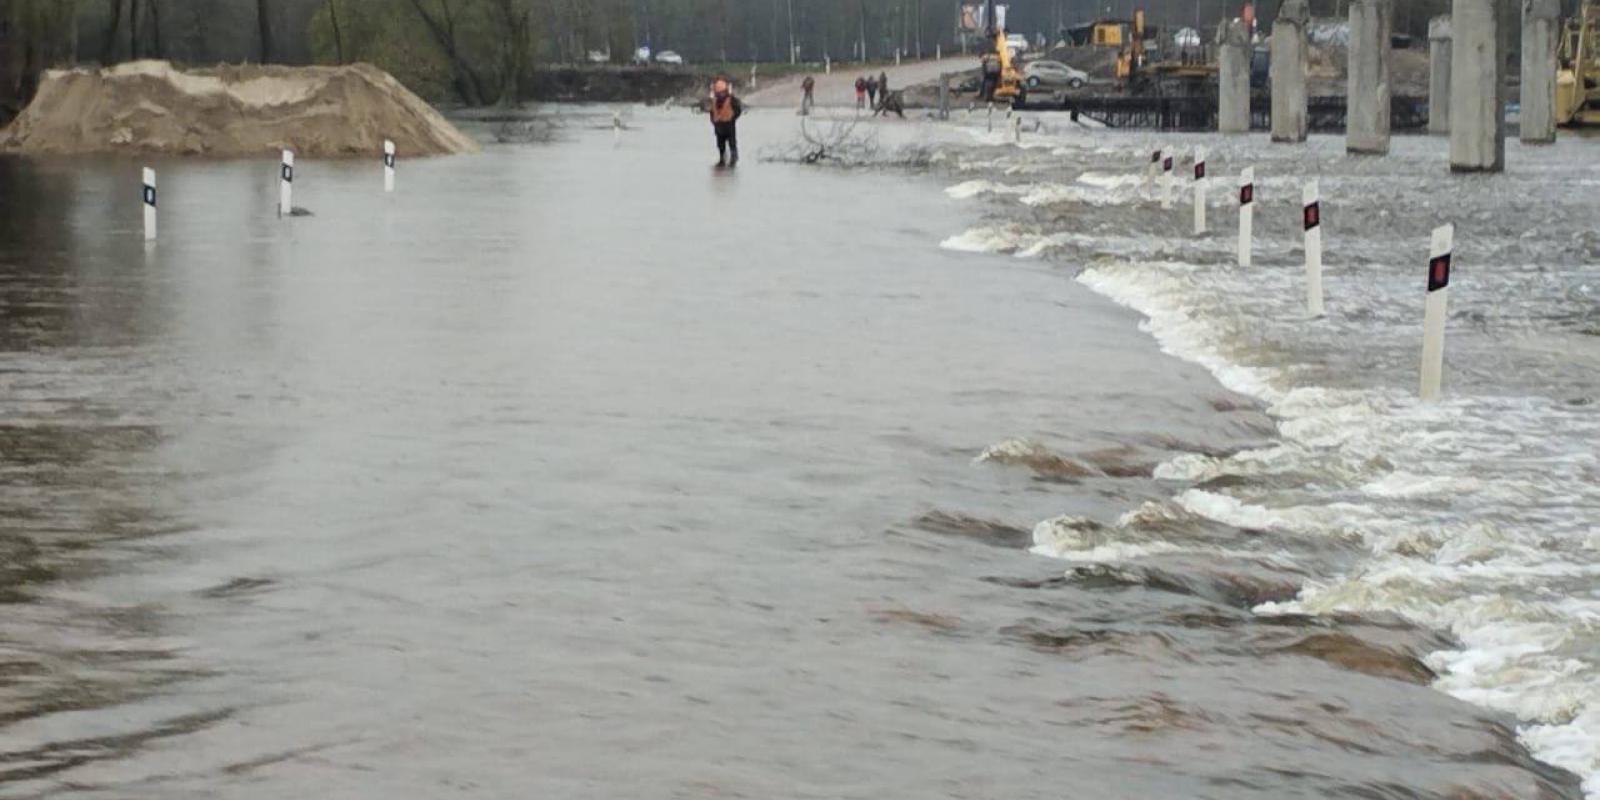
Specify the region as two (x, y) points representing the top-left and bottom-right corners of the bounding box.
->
(3, 0), (1541, 112)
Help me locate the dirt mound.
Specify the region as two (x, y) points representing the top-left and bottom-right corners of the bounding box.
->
(0, 60), (478, 157)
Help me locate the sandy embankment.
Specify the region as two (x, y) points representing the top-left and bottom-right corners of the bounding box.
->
(0, 60), (478, 157)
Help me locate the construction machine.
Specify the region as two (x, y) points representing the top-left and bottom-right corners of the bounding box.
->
(1557, 2), (1600, 127)
(979, 0), (1024, 106)
(1115, 11), (1147, 87)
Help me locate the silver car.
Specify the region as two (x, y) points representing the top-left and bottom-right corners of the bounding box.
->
(1023, 60), (1089, 89)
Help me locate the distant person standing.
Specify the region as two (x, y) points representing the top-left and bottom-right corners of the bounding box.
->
(866, 75), (879, 109)
(878, 70), (890, 103)
(707, 77), (743, 167)
(855, 76), (868, 111)
(800, 75), (816, 115)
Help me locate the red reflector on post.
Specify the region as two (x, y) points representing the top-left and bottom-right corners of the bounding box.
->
(1428, 254), (1451, 292)
(1303, 201), (1320, 230)
(1240, 184), (1254, 205)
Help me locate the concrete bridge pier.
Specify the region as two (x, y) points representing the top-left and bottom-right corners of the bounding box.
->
(1449, 0), (1508, 172)
(1429, 16), (1453, 134)
(1271, 0), (1311, 143)
(1347, 0), (1394, 155)
(1521, 0), (1560, 144)
(1217, 19), (1252, 134)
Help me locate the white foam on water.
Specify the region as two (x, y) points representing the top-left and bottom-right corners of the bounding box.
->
(939, 225), (1041, 255)
(940, 135), (1600, 792)
(945, 180), (1026, 200)
(1074, 255), (1600, 795)
(1076, 171), (1146, 190)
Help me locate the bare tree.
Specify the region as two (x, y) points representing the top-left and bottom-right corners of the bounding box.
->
(325, 0), (344, 63)
(99, 0), (123, 63)
(257, 0), (274, 62)
(488, 0), (531, 106)
(405, 0), (489, 105)
(128, 0), (140, 58)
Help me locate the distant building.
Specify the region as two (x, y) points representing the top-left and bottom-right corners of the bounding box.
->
(1064, 19), (1132, 48)
(1062, 19), (1160, 49)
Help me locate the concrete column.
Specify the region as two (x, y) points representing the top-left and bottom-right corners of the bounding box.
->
(1521, 0), (1560, 144)
(1347, 0), (1393, 154)
(1271, 0), (1311, 142)
(1217, 19), (1252, 134)
(1429, 16), (1453, 134)
(1449, 0), (1508, 172)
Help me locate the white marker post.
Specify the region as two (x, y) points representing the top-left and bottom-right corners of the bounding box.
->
(1192, 147), (1207, 235)
(1161, 152), (1174, 209)
(142, 167), (157, 241)
(1145, 147), (1161, 194)
(1420, 224), (1454, 401)
(987, 103), (995, 132)
(1303, 181), (1325, 317)
(279, 149), (294, 218)
(383, 140), (396, 193)
(1237, 167), (1255, 267)
(1012, 114), (1022, 144)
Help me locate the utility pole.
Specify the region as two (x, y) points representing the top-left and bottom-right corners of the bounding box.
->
(787, 0), (796, 63)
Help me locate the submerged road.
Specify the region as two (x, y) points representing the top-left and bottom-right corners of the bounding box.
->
(0, 111), (1584, 798)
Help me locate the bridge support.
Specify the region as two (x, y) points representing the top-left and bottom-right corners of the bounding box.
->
(1218, 19), (1252, 134)
(1271, 1), (1310, 143)
(1521, 0), (1560, 144)
(1449, 0), (1507, 172)
(1428, 16), (1453, 134)
(1347, 0), (1393, 155)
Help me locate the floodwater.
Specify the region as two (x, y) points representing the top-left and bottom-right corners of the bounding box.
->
(0, 107), (1589, 799)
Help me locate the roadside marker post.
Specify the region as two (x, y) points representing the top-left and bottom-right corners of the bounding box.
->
(1161, 151), (1174, 209)
(1146, 147), (1161, 194)
(1192, 148), (1207, 235)
(1238, 167), (1255, 267)
(279, 150), (294, 218)
(1420, 224), (1454, 400)
(142, 168), (157, 241)
(383, 140), (396, 192)
(1304, 181), (1325, 316)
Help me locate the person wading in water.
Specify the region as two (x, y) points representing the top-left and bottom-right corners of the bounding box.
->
(708, 77), (744, 168)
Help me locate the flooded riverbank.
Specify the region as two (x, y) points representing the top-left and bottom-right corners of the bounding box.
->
(0, 108), (1588, 798)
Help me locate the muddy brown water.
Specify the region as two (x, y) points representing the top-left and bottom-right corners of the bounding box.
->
(0, 109), (1581, 798)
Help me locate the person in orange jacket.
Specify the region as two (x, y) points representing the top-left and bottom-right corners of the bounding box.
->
(708, 77), (744, 167)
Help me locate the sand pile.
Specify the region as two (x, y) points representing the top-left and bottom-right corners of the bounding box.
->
(0, 60), (478, 157)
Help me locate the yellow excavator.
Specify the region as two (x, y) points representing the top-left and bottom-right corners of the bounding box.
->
(1557, 2), (1600, 127)
(979, 0), (1023, 106)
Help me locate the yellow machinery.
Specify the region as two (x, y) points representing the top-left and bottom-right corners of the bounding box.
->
(1116, 11), (1147, 85)
(1557, 2), (1600, 127)
(981, 0), (1023, 105)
